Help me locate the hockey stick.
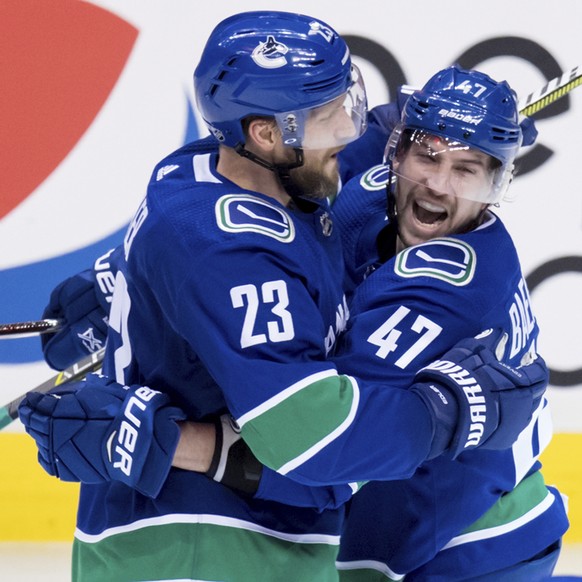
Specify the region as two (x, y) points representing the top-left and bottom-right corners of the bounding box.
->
(0, 347), (105, 430)
(518, 65), (581, 117)
(0, 318), (63, 339)
(400, 64), (582, 116)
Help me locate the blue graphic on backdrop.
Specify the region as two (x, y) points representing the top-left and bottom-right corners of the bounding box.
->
(0, 94), (201, 364)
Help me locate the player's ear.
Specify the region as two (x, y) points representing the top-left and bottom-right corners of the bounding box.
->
(246, 118), (279, 152)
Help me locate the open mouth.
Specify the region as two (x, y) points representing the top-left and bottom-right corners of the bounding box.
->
(413, 199), (447, 225)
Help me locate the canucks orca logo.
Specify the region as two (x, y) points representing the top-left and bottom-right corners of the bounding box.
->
(251, 36), (289, 69)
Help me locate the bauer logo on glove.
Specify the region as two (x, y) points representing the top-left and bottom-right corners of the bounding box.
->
(105, 385), (163, 478)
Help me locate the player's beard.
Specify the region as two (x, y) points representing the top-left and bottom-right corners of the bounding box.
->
(286, 151), (340, 200)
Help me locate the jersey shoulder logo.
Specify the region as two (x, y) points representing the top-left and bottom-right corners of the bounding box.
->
(215, 194), (295, 242)
(359, 164), (390, 191)
(394, 237), (476, 286)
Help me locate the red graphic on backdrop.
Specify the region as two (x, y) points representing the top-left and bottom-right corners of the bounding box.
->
(0, 0), (138, 219)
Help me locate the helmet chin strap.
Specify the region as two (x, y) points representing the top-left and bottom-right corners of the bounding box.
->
(234, 145), (320, 211)
(234, 144), (306, 197)
(377, 175), (399, 263)
(386, 176), (397, 224)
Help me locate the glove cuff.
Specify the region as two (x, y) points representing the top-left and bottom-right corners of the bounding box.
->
(134, 413), (184, 498)
(206, 415), (262, 495)
(416, 359), (491, 459)
(205, 417), (224, 479)
(411, 380), (458, 460)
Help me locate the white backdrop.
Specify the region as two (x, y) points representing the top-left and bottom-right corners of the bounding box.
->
(1, 0), (581, 430)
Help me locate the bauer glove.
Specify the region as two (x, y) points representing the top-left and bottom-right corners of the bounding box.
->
(411, 328), (547, 459)
(18, 373), (186, 498)
(41, 247), (120, 371)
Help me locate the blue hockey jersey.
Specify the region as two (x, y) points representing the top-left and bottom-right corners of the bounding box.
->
(332, 166), (569, 580)
(72, 143), (444, 581)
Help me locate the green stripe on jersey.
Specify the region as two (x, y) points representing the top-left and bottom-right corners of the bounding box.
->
(444, 470), (553, 549)
(73, 520), (340, 582)
(240, 372), (357, 474)
(463, 470), (548, 533)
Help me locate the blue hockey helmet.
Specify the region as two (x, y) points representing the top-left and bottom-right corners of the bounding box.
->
(193, 11), (367, 149)
(385, 65), (523, 204)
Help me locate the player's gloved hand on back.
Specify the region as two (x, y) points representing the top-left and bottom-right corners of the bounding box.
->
(18, 373), (186, 498)
(410, 328), (547, 460)
(41, 248), (119, 371)
(520, 116), (538, 146)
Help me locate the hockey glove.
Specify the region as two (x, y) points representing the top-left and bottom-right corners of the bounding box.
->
(206, 414), (263, 495)
(41, 248), (119, 371)
(411, 328), (547, 460)
(18, 373), (186, 498)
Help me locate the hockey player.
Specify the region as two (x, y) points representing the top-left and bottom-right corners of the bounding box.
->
(171, 66), (568, 580)
(18, 12), (548, 582)
(330, 66), (568, 581)
(168, 66), (568, 580)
